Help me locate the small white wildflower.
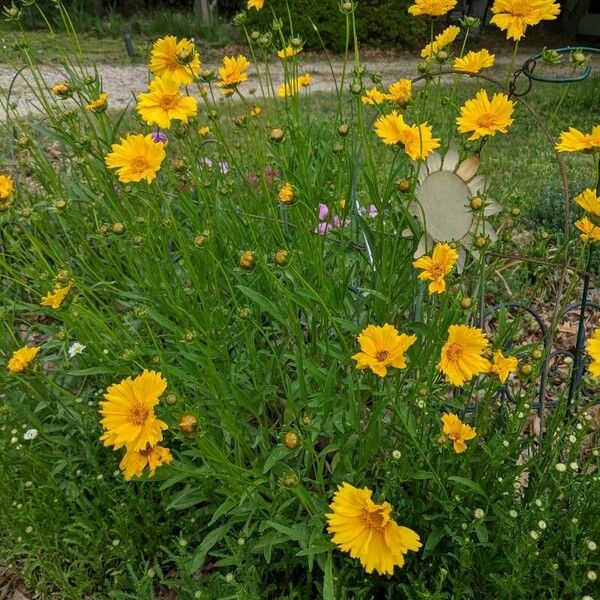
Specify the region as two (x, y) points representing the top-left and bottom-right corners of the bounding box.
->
(582, 596), (594, 600)
(392, 449), (402, 460)
(569, 434), (577, 443)
(587, 540), (597, 551)
(572, 517), (579, 524)
(147, 568), (155, 578)
(530, 530), (539, 540)
(24, 480), (32, 487)
(502, 491), (509, 496)
(11, 428), (17, 435)
(96, 474), (103, 480)
(17, 537), (22, 543)
(523, 403), (530, 410)
(587, 571), (597, 582)
(552, 563), (558, 570)
(23, 428), (38, 441)
(555, 463), (567, 472)
(179, 539), (187, 547)
(68, 342), (86, 358)
(538, 520), (547, 530)
(517, 412), (524, 418)
(25, 526), (33, 534)
(576, 423), (583, 430)
(502, 440), (509, 447)
(76, 469), (81, 476)
(11, 501), (16, 507)
(594, 449), (600, 457)
(570, 461), (579, 471)
(416, 399), (426, 409)
(237, 537), (245, 546)
(17, 503), (22, 509)
(513, 481), (521, 489)
(497, 477), (503, 483)
(461, 523), (468, 530)
(584, 413), (592, 421)
(112, 539), (120, 546)
(225, 573), (234, 583)
(103, 349), (109, 355)
(509, 509), (518, 518)
(10, 437), (18, 444)
(535, 499), (543, 508)
(474, 508), (485, 520)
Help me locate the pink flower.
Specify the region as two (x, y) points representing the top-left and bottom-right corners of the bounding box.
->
(319, 203), (330, 220)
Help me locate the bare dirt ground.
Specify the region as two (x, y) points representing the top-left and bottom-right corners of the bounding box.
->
(0, 51), (545, 118)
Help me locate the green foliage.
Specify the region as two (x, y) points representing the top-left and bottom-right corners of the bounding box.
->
(245, 0), (426, 51)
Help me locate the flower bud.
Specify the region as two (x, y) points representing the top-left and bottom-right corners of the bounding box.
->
(270, 128), (285, 143)
(232, 11), (247, 26)
(283, 431), (299, 449)
(178, 414), (198, 434)
(541, 47), (562, 65)
(282, 473), (298, 487)
(274, 249), (289, 266)
(193, 234), (207, 248)
(133, 235), (144, 246)
(435, 50), (449, 64)
(474, 235), (487, 249)
(460, 297), (472, 309)
(349, 81), (363, 96)
(531, 348), (543, 360)
(112, 222), (125, 235)
(396, 178), (411, 193)
(519, 363), (533, 376)
(370, 71), (383, 84)
(337, 122), (350, 137)
(175, 47), (196, 66)
(470, 196), (483, 211)
(239, 250), (256, 270)
(340, 1), (354, 14)
(510, 207), (521, 217)
(460, 16), (480, 29)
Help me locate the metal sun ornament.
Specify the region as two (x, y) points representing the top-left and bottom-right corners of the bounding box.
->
(404, 142), (502, 272)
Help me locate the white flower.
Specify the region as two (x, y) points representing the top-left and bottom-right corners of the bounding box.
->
(555, 463), (567, 472)
(509, 509), (518, 518)
(25, 526), (33, 534)
(502, 440), (509, 447)
(10, 437), (18, 444)
(538, 520), (547, 530)
(569, 434), (577, 443)
(570, 461), (579, 471)
(392, 449), (402, 460)
(588, 570), (597, 582)
(23, 428), (38, 441)
(530, 530), (539, 540)
(68, 342), (86, 358)
(587, 540), (597, 551)
(474, 508), (485, 520)
(535, 499), (543, 508)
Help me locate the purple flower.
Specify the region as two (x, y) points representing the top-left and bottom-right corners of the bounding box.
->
(365, 204), (378, 218)
(202, 157), (214, 169)
(219, 161), (229, 174)
(151, 131), (168, 144)
(318, 203), (330, 221)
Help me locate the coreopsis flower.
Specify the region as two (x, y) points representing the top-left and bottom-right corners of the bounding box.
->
(489, 350), (518, 383)
(216, 55), (250, 91)
(247, 0), (264, 9)
(86, 92), (108, 113)
(0, 174), (14, 200)
(408, 0), (457, 17)
(51, 83), (72, 98)
(586, 328), (600, 377)
(137, 73), (198, 129)
(278, 182), (295, 205)
(575, 217), (600, 242)
(375, 111), (440, 161)
(198, 126), (211, 137)
(456, 90), (515, 141)
(421, 25), (460, 59)
(362, 88), (386, 105)
(277, 74), (311, 98)
(41, 282), (72, 309)
(150, 36), (200, 86)
(105, 134), (166, 184)
(412, 243), (458, 294)
(575, 188), (600, 217)
(441, 412), (476, 453)
(453, 49), (495, 74)
(99, 370), (168, 452)
(490, 0), (560, 41)
(250, 106), (262, 117)
(326, 482), (421, 575)
(119, 443), (173, 480)
(352, 324), (417, 377)
(556, 126), (600, 153)
(386, 79), (412, 106)
(277, 46), (301, 59)
(7, 346), (41, 374)
(439, 324), (491, 386)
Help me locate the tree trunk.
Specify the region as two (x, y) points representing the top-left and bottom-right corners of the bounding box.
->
(194, 0), (211, 26)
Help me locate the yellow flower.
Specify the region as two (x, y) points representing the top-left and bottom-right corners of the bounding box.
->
(490, 0), (560, 41)
(439, 324), (491, 386)
(453, 49), (495, 74)
(0, 174), (14, 200)
(247, 0), (264, 9)
(7, 346), (41, 374)
(408, 0), (457, 17)
(456, 89), (515, 141)
(119, 444), (173, 481)
(217, 55), (250, 89)
(326, 482), (421, 575)
(489, 350), (518, 383)
(41, 282), (72, 309)
(277, 73), (311, 98)
(575, 188), (600, 217)
(441, 412), (476, 453)
(250, 106), (262, 117)
(99, 370), (168, 452)
(412, 243), (458, 294)
(375, 111), (440, 161)
(86, 92), (108, 113)
(198, 126), (211, 137)
(575, 217), (600, 242)
(586, 328), (600, 377)
(555, 126), (599, 153)
(105, 134), (166, 184)
(51, 83), (72, 98)
(352, 323), (417, 377)
(278, 182), (295, 205)
(150, 36), (200, 86)
(421, 25), (460, 59)
(277, 46), (301, 59)
(137, 73), (198, 129)
(386, 79), (412, 106)
(362, 88), (386, 106)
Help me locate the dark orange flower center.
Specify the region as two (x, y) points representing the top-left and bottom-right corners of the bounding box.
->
(139, 444), (155, 457)
(429, 263), (446, 279)
(477, 113), (498, 129)
(375, 350), (390, 362)
(129, 403), (149, 425)
(158, 93), (180, 111)
(362, 507), (386, 531)
(445, 342), (463, 361)
(131, 156), (150, 174)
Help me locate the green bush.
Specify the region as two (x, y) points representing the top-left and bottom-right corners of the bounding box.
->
(245, 0), (426, 51)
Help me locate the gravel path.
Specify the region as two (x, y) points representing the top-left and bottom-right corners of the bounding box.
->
(0, 52), (538, 117)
